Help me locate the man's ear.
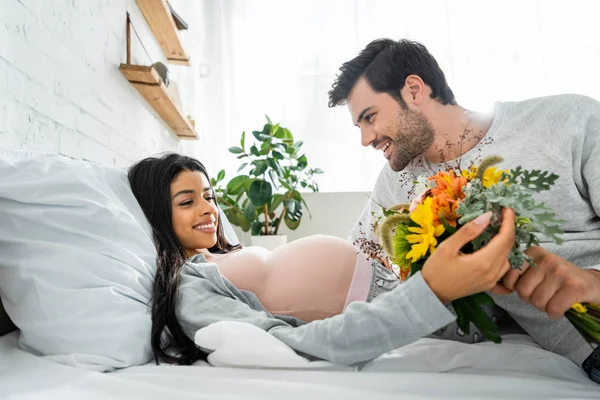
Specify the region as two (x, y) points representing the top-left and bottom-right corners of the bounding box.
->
(403, 75), (426, 105)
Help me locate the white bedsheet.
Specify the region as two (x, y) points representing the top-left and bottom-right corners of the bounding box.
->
(1, 332), (598, 399)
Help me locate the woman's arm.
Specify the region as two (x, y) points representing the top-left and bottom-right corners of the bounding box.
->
(178, 209), (515, 366)
(177, 266), (454, 366)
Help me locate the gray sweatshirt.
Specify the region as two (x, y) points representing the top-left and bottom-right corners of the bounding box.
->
(178, 257), (455, 366)
(350, 94), (600, 366)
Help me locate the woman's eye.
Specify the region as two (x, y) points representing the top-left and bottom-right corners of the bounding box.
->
(180, 200), (193, 206)
(205, 196), (215, 202)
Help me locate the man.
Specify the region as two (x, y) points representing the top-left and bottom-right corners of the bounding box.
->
(328, 38), (600, 379)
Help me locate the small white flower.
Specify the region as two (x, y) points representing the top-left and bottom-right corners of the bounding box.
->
(413, 175), (430, 194)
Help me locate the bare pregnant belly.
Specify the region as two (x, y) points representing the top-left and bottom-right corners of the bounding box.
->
(214, 235), (359, 322)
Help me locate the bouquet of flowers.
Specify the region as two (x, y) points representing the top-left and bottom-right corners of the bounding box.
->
(373, 155), (600, 344)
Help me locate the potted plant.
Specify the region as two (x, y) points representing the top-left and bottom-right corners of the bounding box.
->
(211, 116), (323, 249)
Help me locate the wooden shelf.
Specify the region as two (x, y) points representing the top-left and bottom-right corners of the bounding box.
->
(136, 0), (190, 65)
(119, 64), (197, 139)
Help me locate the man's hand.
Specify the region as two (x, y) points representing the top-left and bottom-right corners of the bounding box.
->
(493, 246), (600, 319)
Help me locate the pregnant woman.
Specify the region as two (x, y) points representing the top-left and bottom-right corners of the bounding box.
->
(128, 153), (515, 365)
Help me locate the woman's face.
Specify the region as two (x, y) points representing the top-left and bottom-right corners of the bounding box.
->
(170, 170), (219, 258)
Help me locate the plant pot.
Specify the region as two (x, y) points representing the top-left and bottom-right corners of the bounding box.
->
(250, 235), (288, 250)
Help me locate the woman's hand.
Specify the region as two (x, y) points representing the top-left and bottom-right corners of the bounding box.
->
(421, 208), (516, 303)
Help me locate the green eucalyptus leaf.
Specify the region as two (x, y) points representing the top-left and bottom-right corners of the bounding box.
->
(229, 146), (244, 154)
(237, 162), (248, 172)
(240, 131), (246, 149)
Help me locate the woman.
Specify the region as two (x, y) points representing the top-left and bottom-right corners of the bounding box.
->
(128, 153), (515, 366)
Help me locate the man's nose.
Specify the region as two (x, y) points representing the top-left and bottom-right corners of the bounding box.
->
(360, 127), (376, 147)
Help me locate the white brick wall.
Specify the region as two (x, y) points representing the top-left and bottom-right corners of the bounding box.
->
(0, 0), (203, 167)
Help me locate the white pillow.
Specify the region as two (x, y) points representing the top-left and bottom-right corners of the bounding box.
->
(0, 149), (156, 371)
(195, 321), (341, 370)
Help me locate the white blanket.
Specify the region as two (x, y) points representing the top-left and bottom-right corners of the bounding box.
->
(2, 328), (599, 400)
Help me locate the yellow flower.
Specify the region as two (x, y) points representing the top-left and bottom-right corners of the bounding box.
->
(405, 197), (445, 262)
(461, 165), (478, 181)
(482, 167), (509, 188)
(572, 303), (588, 313)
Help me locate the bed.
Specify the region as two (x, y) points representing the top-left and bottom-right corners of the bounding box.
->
(0, 149), (599, 399)
(2, 330), (599, 399)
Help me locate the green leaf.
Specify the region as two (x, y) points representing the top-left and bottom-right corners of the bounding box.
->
(272, 151), (284, 160)
(297, 154), (308, 170)
(239, 215), (251, 232)
(252, 130), (270, 142)
(240, 131), (246, 149)
(229, 146), (244, 154)
(507, 167), (559, 192)
(226, 175), (250, 195)
(251, 221), (263, 236)
(250, 145), (260, 156)
(282, 127), (293, 144)
(261, 123), (271, 136)
(260, 141), (271, 155)
(237, 162), (248, 172)
(224, 208), (251, 232)
(252, 161), (268, 176)
(270, 124), (280, 136)
(248, 179), (272, 207)
(273, 126), (285, 139)
(452, 295), (501, 343)
(440, 215), (457, 234)
(270, 194), (284, 212)
(296, 192), (312, 218)
(285, 199), (302, 219)
(279, 179), (293, 191)
(284, 213), (301, 230)
(267, 157), (284, 176)
(265, 115), (273, 125)
(313, 168), (324, 174)
(292, 140), (303, 149)
(216, 169), (225, 183)
(268, 169), (279, 187)
(244, 200), (257, 222)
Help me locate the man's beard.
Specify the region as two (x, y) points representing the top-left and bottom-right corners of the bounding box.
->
(388, 109), (435, 172)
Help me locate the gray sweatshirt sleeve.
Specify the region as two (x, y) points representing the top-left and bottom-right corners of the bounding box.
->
(177, 265), (455, 366)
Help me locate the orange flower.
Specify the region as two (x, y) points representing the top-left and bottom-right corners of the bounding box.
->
(431, 192), (460, 227)
(429, 170), (468, 201)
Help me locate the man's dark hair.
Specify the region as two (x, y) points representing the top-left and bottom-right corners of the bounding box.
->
(328, 38), (456, 107)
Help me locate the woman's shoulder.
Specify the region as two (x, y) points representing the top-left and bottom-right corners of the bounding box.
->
(180, 258), (225, 291)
